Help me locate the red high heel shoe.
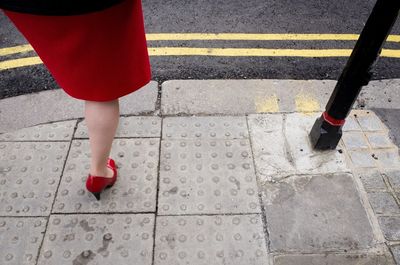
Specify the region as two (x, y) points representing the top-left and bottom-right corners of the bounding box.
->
(86, 158), (118, 200)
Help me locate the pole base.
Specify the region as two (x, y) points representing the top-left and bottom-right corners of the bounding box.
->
(309, 113), (344, 150)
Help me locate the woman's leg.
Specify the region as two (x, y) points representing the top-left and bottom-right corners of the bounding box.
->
(85, 99), (119, 178)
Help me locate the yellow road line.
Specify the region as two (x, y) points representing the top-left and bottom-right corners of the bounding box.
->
(149, 47), (400, 57)
(0, 57), (42, 70)
(0, 44), (33, 56)
(147, 33), (400, 42)
(1, 47), (400, 71)
(1, 33), (400, 57)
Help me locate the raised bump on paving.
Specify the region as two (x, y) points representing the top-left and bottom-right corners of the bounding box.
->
(38, 214), (154, 265)
(0, 142), (68, 216)
(0, 120), (77, 141)
(75, 116), (161, 138)
(0, 217), (47, 265)
(158, 139), (260, 215)
(154, 214), (269, 265)
(162, 116), (248, 139)
(53, 139), (159, 213)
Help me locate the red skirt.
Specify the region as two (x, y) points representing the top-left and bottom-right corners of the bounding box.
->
(4, 0), (151, 101)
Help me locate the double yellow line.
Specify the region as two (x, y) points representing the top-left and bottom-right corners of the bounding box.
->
(1, 33), (400, 71)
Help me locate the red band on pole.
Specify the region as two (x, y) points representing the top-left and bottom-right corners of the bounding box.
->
(322, 111), (345, 126)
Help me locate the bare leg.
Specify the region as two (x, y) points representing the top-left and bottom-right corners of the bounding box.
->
(85, 99), (119, 178)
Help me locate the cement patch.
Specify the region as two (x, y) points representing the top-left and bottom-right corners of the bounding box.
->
(260, 173), (375, 252)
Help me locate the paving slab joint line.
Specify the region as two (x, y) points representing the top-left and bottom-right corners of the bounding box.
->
(348, 170), (389, 244)
(49, 211), (156, 215)
(387, 241), (400, 246)
(269, 243), (391, 255)
(382, 172), (400, 207)
(151, 116), (163, 265)
(48, 120), (78, 215)
(155, 81), (162, 113)
(245, 114), (272, 261)
(156, 212), (264, 217)
(34, 119), (78, 265)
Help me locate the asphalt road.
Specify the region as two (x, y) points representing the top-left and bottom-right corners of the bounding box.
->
(1, 0), (400, 98)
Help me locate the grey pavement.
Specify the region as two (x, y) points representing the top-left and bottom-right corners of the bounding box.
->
(1, 80), (400, 265)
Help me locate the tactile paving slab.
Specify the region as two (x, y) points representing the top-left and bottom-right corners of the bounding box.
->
(158, 139), (260, 215)
(248, 113), (347, 181)
(0, 142), (69, 216)
(0, 120), (76, 141)
(154, 214), (268, 265)
(38, 214), (154, 265)
(75, 116), (161, 138)
(0, 217), (47, 265)
(163, 116), (248, 139)
(53, 139), (159, 213)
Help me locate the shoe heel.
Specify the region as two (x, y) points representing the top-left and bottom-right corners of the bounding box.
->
(91, 192), (101, 201)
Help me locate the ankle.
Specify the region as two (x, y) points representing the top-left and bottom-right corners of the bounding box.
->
(90, 166), (112, 178)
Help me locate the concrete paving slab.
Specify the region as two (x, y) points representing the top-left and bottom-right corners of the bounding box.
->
(38, 214), (154, 265)
(163, 116), (248, 139)
(248, 113), (347, 182)
(0, 81), (158, 133)
(260, 173), (375, 252)
(366, 192), (400, 215)
(353, 110), (388, 132)
(0, 141), (68, 216)
(53, 139), (159, 213)
(0, 120), (76, 141)
(365, 132), (396, 149)
(0, 217), (47, 265)
(154, 214), (268, 265)
(285, 113), (347, 174)
(158, 139), (260, 215)
(119, 81), (159, 115)
(359, 79), (400, 110)
(390, 245), (400, 265)
(342, 131), (370, 150)
(355, 170), (388, 192)
(246, 114), (295, 180)
(342, 114), (362, 132)
(385, 170), (400, 191)
(273, 253), (395, 265)
(161, 80), (335, 115)
(373, 149), (400, 169)
(378, 217), (400, 241)
(347, 149), (379, 169)
(373, 109), (400, 150)
(75, 116), (161, 138)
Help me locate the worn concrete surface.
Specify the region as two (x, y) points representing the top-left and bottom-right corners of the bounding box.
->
(1, 109), (399, 264)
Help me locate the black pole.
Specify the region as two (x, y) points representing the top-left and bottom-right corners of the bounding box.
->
(310, 0), (400, 150)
